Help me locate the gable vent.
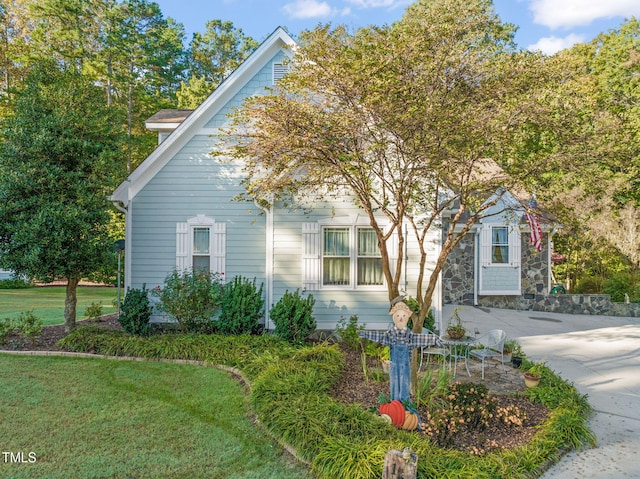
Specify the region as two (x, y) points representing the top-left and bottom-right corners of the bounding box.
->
(273, 62), (289, 84)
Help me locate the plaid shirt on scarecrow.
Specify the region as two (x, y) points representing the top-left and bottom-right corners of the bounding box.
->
(360, 327), (441, 350)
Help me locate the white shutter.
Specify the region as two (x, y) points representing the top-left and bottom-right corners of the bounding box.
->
(480, 226), (492, 266)
(509, 227), (521, 267)
(302, 222), (321, 291)
(176, 222), (189, 271)
(212, 222), (226, 277)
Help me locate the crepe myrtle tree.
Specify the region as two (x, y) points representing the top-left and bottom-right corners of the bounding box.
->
(0, 63), (124, 332)
(220, 0), (574, 332)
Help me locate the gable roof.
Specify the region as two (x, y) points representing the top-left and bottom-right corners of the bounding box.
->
(110, 27), (295, 205)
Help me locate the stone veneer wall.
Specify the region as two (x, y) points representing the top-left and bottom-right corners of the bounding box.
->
(443, 232), (549, 309)
(442, 233), (475, 305)
(442, 227), (640, 318)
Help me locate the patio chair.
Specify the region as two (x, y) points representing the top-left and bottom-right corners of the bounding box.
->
(469, 329), (507, 379)
(418, 329), (447, 372)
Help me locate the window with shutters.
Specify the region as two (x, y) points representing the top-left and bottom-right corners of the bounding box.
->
(302, 221), (392, 291)
(176, 215), (226, 275)
(480, 225), (521, 268)
(321, 227), (383, 288)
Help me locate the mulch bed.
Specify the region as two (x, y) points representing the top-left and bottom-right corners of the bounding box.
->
(1, 314), (123, 352)
(331, 344), (549, 454)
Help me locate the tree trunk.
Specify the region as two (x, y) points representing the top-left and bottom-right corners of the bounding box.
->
(382, 449), (417, 479)
(64, 277), (80, 333)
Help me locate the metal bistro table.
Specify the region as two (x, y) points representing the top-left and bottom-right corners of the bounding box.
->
(440, 336), (474, 377)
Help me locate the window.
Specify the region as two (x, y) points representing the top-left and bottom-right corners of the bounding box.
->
(192, 227), (211, 272)
(322, 227), (383, 287)
(357, 228), (383, 285)
(323, 228), (350, 285)
(176, 216), (226, 275)
(491, 227), (509, 264)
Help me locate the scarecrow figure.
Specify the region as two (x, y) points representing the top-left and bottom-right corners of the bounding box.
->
(359, 299), (439, 402)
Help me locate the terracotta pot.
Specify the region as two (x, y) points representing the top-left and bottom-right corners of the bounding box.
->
(524, 372), (541, 388)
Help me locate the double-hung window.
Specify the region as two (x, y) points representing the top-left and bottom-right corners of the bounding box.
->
(322, 227), (383, 288)
(176, 215), (226, 275)
(491, 226), (509, 264)
(192, 227), (211, 272)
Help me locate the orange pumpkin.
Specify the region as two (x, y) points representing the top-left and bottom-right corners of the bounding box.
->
(379, 400), (405, 427)
(402, 411), (419, 431)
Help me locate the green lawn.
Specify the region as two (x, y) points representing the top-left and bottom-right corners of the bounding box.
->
(0, 286), (118, 325)
(0, 354), (310, 479)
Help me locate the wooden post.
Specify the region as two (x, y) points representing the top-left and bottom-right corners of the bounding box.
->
(382, 448), (418, 479)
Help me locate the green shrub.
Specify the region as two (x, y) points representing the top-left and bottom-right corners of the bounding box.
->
(84, 301), (103, 322)
(603, 273), (635, 303)
(217, 276), (264, 335)
(153, 269), (223, 333)
(118, 286), (152, 336)
(0, 277), (32, 289)
(270, 290), (316, 344)
(336, 314), (364, 351)
(573, 276), (602, 294)
(14, 310), (43, 344)
(0, 317), (15, 344)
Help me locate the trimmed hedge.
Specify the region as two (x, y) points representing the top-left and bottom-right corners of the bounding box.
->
(58, 328), (595, 479)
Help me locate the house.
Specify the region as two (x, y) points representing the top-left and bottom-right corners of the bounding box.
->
(0, 268), (13, 281)
(110, 27), (552, 332)
(443, 190), (554, 311)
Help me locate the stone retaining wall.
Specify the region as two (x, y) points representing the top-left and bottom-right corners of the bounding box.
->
(471, 293), (640, 317)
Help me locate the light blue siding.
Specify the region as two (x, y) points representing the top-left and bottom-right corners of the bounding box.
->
(480, 266), (520, 293)
(271, 199), (440, 331)
(204, 52), (287, 129)
(129, 146), (266, 290)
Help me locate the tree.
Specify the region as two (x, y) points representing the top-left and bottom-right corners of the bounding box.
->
(178, 19), (257, 107)
(536, 19), (640, 282)
(97, 0), (187, 171)
(223, 0), (568, 331)
(0, 64), (124, 332)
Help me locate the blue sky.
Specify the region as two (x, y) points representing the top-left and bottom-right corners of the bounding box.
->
(154, 0), (639, 55)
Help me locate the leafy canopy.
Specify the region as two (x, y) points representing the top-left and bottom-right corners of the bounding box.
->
(222, 0), (569, 326)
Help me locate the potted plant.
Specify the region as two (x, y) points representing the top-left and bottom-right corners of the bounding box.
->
(446, 308), (466, 339)
(509, 341), (524, 368)
(524, 364), (543, 388)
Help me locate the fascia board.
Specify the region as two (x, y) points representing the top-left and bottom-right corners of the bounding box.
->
(144, 122), (182, 131)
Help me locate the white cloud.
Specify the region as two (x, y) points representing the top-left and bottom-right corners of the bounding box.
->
(346, 0), (411, 9)
(527, 33), (586, 54)
(282, 0), (333, 19)
(529, 0), (640, 29)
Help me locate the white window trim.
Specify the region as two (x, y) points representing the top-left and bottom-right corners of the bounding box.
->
(176, 215), (226, 277)
(480, 224), (521, 268)
(478, 223), (521, 295)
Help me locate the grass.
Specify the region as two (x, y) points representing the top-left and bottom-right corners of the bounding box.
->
(0, 286), (118, 325)
(0, 354), (311, 479)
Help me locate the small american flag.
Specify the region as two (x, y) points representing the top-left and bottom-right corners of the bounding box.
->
(525, 195), (543, 252)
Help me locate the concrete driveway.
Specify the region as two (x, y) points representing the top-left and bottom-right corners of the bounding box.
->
(443, 305), (640, 479)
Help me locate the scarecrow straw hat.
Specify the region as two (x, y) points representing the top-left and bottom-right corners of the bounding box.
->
(389, 300), (412, 315)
